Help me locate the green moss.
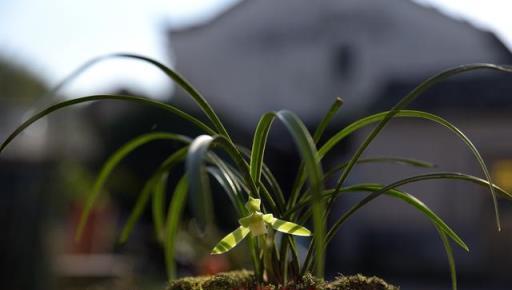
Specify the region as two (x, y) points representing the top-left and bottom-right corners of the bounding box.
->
(203, 270), (255, 290)
(167, 275), (208, 290)
(167, 271), (398, 290)
(327, 274), (399, 290)
(167, 270), (254, 290)
(294, 273), (326, 289)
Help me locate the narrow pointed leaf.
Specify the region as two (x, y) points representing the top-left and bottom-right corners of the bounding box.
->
(324, 181), (471, 251)
(186, 134), (262, 225)
(290, 172), (512, 217)
(312, 97), (344, 143)
(240, 146), (286, 211)
(331, 64), (512, 231)
(109, 54), (232, 140)
(292, 109), (477, 212)
(276, 110), (325, 276)
(207, 166), (246, 216)
(323, 156), (436, 183)
(186, 135), (216, 231)
(436, 224), (458, 290)
(164, 176), (189, 280)
(249, 113), (275, 191)
(119, 147), (189, 242)
(152, 172), (169, 242)
(0, 94), (214, 156)
(41, 53), (230, 139)
(289, 97), (343, 208)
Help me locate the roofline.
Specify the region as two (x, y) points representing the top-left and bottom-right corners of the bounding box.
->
(169, 0), (248, 35)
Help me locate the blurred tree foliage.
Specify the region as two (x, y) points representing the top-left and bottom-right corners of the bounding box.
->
(0, 56), (47, 102)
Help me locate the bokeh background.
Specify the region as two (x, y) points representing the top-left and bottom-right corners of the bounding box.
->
(1, 0), (512, 289)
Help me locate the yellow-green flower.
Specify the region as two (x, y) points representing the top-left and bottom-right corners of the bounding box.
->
(211, 197), (311, 254)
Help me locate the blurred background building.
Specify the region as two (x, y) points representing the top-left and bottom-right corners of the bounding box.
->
(1, 0), (512, 289)
(169, 1), (512, 288)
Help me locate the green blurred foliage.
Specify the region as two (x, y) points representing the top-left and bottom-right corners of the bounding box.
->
(0, 56), (47, 102)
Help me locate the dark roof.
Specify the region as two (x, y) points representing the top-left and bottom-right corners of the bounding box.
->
(169, 0), (249, 34)
(370, 72), (512, 113)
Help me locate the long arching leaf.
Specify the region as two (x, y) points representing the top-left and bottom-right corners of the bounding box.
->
(164, 175), (188, 280)
(152, 172), (169, 242)
(325, 171), (512, 245)
(186, 135), (215, 231)
(346, 184), (468, 251)
(289, 97), (343, 207)
(40, 53), (230, 140)
(207, 166), (246, 216)
(0, 94), (214, 156)
(249, 113), (275, 193)
(275, 110), (325, 277)
(332, 64), (512, 231)
(436, 224), (458, 290)
(291, 109), (509, 232)
(289, 172), (511, 223)
(240, 146), (286, 212)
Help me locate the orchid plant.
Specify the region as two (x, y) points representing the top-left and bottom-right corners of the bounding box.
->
(211, 197), (311, 254)
(1, 54), (511, 290)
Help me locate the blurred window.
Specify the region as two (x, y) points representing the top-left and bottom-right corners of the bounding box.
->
(334, 44), (354, 79)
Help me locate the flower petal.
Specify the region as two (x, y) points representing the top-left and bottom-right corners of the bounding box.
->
(270, 218), (311, 236)
(211, 226), (250, 254)
(262, 213), (275, 224)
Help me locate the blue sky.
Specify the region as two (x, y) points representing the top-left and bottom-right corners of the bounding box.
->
(0, 0), (510, 100)
(0, 0), (239, 100)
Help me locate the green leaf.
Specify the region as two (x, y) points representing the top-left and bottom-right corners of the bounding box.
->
(249, 113), (275, 193)
(289, 97), (343, 209)
(301, 181), (470, 273)
(289, 172), (511, 219)
(299, 169), (512, 273)
(164, 175), (189, 280)
(152, 172), (169, 242)
(75, 132), (189, 240)
(0, 94), (214, 156)
(207, 166), (246, 216)
(312, 97), (344, 143)
(186, 135), (216, 231)
(275, 110), (325, 277)
(344, 184), (469, 251)
(288, 110), (448, 212)
(309, 109), (506, 233)
(119, 146), (189, 243)
(186, 135), (259, 230)
(42, 53), (231, 140)
(330, 64), (512, 231)
(111, 54), (231, 140)
(323, 156), (436, 183)
(436, 224), (458, 290)
(240, 146), (286, 212)
(323, 172), (507, 247)
(211, 226), (250, 255)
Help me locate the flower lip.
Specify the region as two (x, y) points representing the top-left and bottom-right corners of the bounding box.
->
(249, 219), (268, 236)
